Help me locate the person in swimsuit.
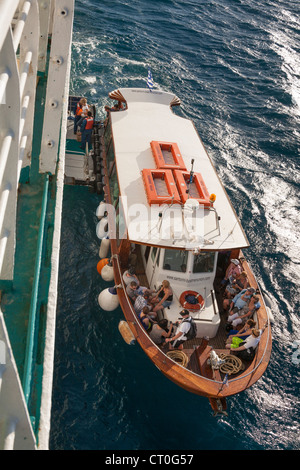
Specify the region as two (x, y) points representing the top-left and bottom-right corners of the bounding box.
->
(151, 280), (173, 313)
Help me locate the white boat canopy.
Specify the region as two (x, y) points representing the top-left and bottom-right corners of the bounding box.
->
(109, 88), (249, 252)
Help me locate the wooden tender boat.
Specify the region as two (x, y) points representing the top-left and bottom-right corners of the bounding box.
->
(97, 88), (272, 414)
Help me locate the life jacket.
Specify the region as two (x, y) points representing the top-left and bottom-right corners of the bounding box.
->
(75, 102), (83, 116)
(84, 116), (94, 130)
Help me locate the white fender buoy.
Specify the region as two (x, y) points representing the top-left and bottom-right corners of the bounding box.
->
(99, 236), (110, 258)
(261, 289), (274, 324)
(101, 262), (114, 282)
(118, 320), (135, 345)
(266, 306), (275, 324)
(98, 287), (119, 311)
(97, 258), (109, 275)
(96, 216), (108, 239)
(96, 201), (108, 220)
(262, 291), (273, 309)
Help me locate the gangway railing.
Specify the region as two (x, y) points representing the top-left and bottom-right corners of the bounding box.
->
(0, 0), (39, 280)
(0, 307), (36, 450)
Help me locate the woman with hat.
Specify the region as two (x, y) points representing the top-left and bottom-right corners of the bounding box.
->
(225, 322), (268, 354)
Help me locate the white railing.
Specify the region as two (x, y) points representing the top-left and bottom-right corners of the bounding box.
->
(0, 0), (73, 280)
(0, 308), (36, 450)
(0, 0), (40, 280)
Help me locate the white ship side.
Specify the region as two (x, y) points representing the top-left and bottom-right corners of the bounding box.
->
(0, 0), (74, 450)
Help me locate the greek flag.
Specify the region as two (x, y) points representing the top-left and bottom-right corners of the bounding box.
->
(147, 68), (154, 91)
(222, 373), (229, 387)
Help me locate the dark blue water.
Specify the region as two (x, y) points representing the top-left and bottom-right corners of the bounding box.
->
(50, 0), (300, 450)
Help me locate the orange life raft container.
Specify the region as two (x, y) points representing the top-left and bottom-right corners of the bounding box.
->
(150, 141), (187, 171)
(174, 170), (211, 207)
(142, 168), (181, 205)
(179, 290), (205, 311)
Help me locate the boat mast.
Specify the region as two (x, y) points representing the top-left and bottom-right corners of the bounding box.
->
(185, 158), (195, 199)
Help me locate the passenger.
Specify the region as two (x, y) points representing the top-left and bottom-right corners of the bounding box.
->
(128, 245), (137, 267)
(225, 271), (249, 298)
(134, 292), (157, 319)
(151, 280), (173, 313)
(225, 323), (268, 356)
(76, 100), (90, 130)
(226, 319), (257, 344)
(233, 271), (249, 293)
(74, 97), (87, 134)
(138, 307), (154, 332)
(227, 295), (261, 328)
(149, 319), (174, 345)
(224, 287), (255, 313)
(126, 281), (147, 302)
(164, 309), (192, 350)
(80, 111), (94, 150)
(224, 272), (239, 298)
(104, 101), (123, 116)
(221, 259), (242, 287)
(122, 267), (140, 287)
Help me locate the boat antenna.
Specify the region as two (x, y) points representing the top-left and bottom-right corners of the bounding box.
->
(186, 159), (194, 199)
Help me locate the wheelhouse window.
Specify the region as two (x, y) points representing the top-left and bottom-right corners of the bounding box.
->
(192, 252), (215, 273)
(163, 249), (188, 273)
(151, 247), (160, 266)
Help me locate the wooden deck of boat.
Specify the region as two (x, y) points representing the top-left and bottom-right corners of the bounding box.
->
(129, 245), (259, 382)
(129, 246), (234, 374)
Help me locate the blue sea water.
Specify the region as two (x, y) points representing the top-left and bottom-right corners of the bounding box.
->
(49, 0), (300, 450)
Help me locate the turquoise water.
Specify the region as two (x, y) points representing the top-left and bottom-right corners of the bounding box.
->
(50, 0), (300, 450)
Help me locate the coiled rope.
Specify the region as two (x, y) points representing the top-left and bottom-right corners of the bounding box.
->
(167, 350), (189, 367)
(219, 353), (244, 375)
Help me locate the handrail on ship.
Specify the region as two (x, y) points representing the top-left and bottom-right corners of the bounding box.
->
(22, 173), (49, 404)
(113, 253), (271, 388)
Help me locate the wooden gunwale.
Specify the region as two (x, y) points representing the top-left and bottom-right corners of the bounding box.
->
(100, 118), (272, 400)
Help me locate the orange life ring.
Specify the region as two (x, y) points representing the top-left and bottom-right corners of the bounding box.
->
(179, 290), (204, 311)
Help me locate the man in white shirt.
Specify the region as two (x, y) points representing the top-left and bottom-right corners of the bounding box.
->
(165, 309), (192, 350)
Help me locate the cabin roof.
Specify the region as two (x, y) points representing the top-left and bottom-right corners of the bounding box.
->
(109, 88), (249, 251)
